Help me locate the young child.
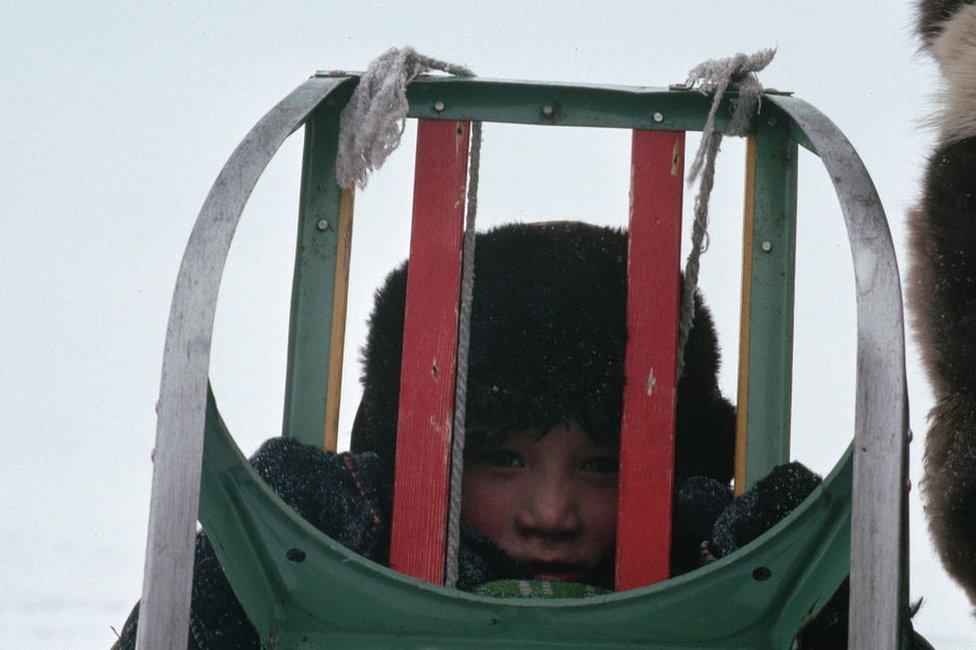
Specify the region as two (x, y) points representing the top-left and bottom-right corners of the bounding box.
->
(350, 221), (738, 589)
(115, 222), (821, 648)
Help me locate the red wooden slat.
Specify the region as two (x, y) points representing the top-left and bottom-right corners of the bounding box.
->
(615, 129), (685, 590)
(389, 119), (471, 584)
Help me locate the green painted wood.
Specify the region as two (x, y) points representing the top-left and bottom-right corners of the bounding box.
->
(742, 117), (799, 491)
(199, 389), (852, 648)
(318, 75), (741, 134)
(282, 86), (354, 447)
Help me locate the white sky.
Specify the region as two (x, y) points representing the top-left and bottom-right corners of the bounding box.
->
(2, 1), (972, 647)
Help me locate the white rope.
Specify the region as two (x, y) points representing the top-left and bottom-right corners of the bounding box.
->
(676, 49), (775, 377)
(444, 120), (481, 588)
(336, 47), (473, 190)
(334, 47), (479, 588)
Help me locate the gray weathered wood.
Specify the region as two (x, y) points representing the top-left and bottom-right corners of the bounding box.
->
(136, 76), (350, 650)
(769, 95), (908, 650)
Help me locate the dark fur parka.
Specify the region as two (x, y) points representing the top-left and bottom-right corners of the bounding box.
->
(912, 0), (976, 609)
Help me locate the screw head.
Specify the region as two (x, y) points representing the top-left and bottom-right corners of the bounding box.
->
(542, 104), (555, 117)
(316, 219), (330, 231)
(433, 101), (445, 112)
(761, 241), (773, 252)
(652, 112), (664, 123)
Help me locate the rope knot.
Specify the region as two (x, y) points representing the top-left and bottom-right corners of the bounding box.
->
(336, 47), (474, 190)
(677, 48), (775, 377)
(685, 48), (775, 181)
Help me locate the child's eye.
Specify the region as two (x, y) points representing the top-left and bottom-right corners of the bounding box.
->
(580, 457), (619, 474)
(482, 450), (524, 468)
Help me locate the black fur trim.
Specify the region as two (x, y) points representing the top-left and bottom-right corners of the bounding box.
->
(351, 222), (735, 482)
(910, 134), (976, 605)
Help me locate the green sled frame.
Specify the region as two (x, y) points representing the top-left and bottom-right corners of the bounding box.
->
(136, 74), (911, 649)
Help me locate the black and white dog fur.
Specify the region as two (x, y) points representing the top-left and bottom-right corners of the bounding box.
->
(912, 0), (976, 612)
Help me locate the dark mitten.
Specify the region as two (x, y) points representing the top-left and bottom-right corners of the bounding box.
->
(113, 439), (393, 649)
(670, 476), (733, 575)
(705, 462), (844, 648)
(711, 462), (821, 558)
(250, 437), (393, 564)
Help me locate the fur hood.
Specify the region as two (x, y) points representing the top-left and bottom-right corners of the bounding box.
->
(350, 221), (734, 482)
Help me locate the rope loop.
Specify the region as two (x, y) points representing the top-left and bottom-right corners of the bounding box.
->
(336, 47), (474, 190)
(677, 48), (775, 377)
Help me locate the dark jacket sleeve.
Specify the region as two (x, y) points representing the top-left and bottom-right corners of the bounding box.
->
(112, 438), (392, 649)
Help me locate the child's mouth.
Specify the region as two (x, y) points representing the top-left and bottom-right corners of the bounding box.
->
(529, 562), (588, 583)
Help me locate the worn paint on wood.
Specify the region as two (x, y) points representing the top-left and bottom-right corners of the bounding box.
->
(737, 122), (798, 493)
(136, 76), (348, 650)
(389, 119), (471, 584)
(615, 129), (684, 591)
(323, 188), (354, 452)
(282, 97), (352, 450)
(734, 136), (758, 498)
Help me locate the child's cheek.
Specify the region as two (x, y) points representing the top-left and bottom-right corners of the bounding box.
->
(584, 484), (619, 553)
(460, 468), (521, 543)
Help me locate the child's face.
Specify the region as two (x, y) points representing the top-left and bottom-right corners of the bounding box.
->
(461, 419), (619, 583)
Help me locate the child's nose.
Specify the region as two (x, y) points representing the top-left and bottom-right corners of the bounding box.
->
(517, 476), (581, 535)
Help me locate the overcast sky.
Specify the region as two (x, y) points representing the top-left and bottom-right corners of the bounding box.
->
(2, 1), (972, 647)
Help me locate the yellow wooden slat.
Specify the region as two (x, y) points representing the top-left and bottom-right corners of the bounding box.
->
(734, 136), (758, 497)
(323, 188), (355, 452)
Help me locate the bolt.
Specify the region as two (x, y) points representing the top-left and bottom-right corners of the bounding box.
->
(653, 112), (664, 123)
(906, 478), (912, 493)
(542, 104), (555, 118)
(761, 241), (773, 252)
(907, 428), (913, 443)
(316, 219), (330, 231)
(434, 101), (445, 112)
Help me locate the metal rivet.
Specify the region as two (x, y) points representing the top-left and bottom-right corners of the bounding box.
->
(906, 478), (912, 493)
(653, 112), (664, 123)
(907, 429), (913, 443)
(542, 104), (555, 117)
(316, 219), (330, 231)
(761, 241), (773, 252)
(434, 101), (445, 112)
